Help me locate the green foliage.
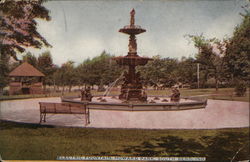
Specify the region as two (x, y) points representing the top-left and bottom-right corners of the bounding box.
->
(128, 55), (196, 89)
(185, 9), (250, 90)
(187, 34), (226, 90)
(55, 52), (199, 90)
(0, 0), (51, 59)
(22, 52), (38, 68)
(37, 51), (56, 86)
(2, 89), (9, 96)
(54, 61), (77, 92)
(77, 51), (123, 87)
(224, 11), (250, 82)
(0, 54), (9, 94)
(138, 55), (197, 88)
(176, 57), (197, 85)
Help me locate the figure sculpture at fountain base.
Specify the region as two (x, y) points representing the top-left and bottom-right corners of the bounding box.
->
(170, 87), (180, 102)
(81, 87), (93, 101)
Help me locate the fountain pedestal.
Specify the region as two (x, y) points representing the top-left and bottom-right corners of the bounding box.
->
(113, 9), (152, 102)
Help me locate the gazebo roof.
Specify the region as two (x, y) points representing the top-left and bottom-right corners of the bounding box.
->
(9, 62), (45, 77)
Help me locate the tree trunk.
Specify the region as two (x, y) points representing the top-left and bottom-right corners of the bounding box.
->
(202, 72), (208, 89)
(53, 79), (56, 92)
(43, 84), (46, 94)
(0, 87), (3, 96)
(215, 77), (219, 91)
(69, 85), (72, 92)
(231, 74), (234, 87)
(215, 70), (219, 91)
(62, 84), (65, 95)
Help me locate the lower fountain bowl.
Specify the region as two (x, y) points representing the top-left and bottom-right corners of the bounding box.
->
(61, 95), (207, 111)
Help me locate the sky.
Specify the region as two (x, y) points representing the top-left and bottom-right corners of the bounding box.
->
(26, 0), (248, 66)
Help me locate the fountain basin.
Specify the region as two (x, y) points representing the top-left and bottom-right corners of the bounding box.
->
(62, 95), (207, 111)
(113, 55), (152, 66)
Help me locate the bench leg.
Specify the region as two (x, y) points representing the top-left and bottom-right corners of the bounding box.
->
(87, 108), (90, 124)
(44, 113), (46, 122)
(84, 114), (88, 126)
(84, 108), (90, 126)
(40, 113), (43, 123)
(40, 113), (46, 123)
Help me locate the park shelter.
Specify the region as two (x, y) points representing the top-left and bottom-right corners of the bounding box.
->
(9, 62), (45, 95)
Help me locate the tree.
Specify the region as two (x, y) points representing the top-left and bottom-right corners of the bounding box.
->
(0, 55), (9, 95)
(57, 61), (77, 93)
(22, 52), (38, 67)
(176, 57), (197, 86)
(224, 9), (250, 84)
(96, 51), (123, 86)
(138, 55), (164, 87)
(223, 7), (250, 95)
(37, 51), (55, 88)
(0, 0), (51, 59)
(51, 64), (60, 92)
(76, 58), (92, 87)
(77, 51), (122, 89)
(187, 34), (225, 90)
(161, 57), (179, 87)
(138, 55), (179, 88)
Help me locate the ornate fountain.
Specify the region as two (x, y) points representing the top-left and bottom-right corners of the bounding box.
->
(62, 9), (207, 112)
(113, 9), (152, 102)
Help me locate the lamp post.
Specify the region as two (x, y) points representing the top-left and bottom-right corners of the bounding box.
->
(197, 63), (200, 89)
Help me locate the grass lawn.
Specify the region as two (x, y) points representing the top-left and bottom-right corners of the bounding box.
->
(1, 88), (248, 102)
(0, 120), (249, 161)
(146, 88), (249, 102)
(0, 91), (78, 101)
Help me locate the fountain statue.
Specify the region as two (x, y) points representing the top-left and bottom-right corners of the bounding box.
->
(81, 87), (93, 101)
(170, 87), (180, 102)
(113, 8), (152, 102)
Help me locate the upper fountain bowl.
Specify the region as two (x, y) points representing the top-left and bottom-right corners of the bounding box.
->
(119, 25), (146, 35)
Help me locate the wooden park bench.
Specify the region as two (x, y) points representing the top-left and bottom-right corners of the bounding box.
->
(39, 102), (90, 125)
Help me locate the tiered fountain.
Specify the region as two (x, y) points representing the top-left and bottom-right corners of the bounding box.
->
(62, 9), (207, 111)
(113, 9), (152, 102)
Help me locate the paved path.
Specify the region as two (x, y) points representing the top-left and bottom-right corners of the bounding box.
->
(0, 97), (249, 129)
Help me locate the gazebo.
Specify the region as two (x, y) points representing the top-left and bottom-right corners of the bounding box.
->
(9, 62), (45, 95)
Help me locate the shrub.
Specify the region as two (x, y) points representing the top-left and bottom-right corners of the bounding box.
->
(234, 81), (247, 97)
(2, 90), (9, 96)
(13, 90), (22, 95)
(190, 83), (197, 89)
